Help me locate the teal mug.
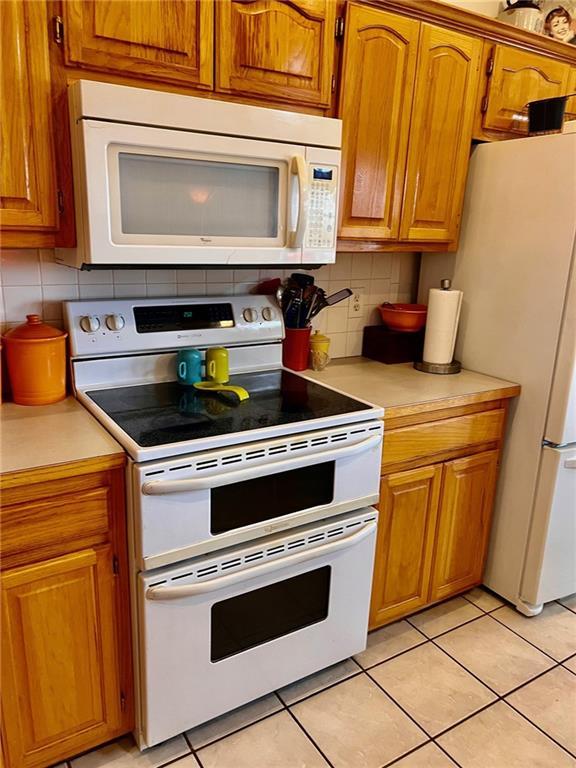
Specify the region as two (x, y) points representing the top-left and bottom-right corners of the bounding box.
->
(177, 348), (202, 385)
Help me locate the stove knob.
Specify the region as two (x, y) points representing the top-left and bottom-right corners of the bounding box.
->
(105, 313), (125, 331)
(262, 306), (275, 321)
(243, 308), (258, 323)
(79, 315), (100, 333)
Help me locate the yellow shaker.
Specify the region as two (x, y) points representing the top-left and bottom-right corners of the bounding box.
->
(309, 331), (331, 371)
(205, 347), (229, 384)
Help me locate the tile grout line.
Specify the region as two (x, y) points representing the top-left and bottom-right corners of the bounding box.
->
(356, 637), (429, 673)
(500, 698), (576, 760)
(461, 591), (506, 614)
(432, 739), (465, 768)
(181, 730), (203, 767)
(405, 611), (487, 642)
(283, 700), (337, 768)
(487, 608), (574, 663)
(187, 699), (287, 753)
(421, 641), (576, 758)
(365, 663), (499, 767)
(378, 738), (436, 768)
(429, 629), (558, 701)
(277, 668), (365, 707)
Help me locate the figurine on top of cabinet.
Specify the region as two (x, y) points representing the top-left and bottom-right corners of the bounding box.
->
(541, 1), (576, 42)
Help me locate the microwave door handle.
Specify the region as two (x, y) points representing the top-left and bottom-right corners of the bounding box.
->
(287, 155), (309, 248)
(142, 433), (381, 495)
(145, 519), (377, 601)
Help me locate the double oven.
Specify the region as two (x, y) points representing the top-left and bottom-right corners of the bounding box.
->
(65, 296), (383, 748)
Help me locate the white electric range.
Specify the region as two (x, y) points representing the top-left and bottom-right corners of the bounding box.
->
(65, 295), (383, 748)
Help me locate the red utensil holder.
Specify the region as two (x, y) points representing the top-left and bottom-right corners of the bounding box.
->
(282, 327), (311, 371)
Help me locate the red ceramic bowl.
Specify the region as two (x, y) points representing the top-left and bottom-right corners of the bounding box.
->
(378, 303), (427, 332)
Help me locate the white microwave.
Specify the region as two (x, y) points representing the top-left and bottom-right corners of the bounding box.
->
(58, 81), (341, 269)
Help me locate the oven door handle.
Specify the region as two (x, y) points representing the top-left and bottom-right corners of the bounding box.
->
(145, 519), (377, 601)
(142, 433), (381, 495)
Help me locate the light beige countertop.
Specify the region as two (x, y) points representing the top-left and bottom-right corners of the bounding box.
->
(1, 397), (123, 475)
(304, 358), (520, 420)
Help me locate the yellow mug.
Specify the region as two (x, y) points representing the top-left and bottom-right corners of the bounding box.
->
(206, 347), (229, 384)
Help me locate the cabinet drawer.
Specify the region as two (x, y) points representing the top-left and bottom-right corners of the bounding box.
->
(1, 488), (110, 565)
(382, 409), (505, 468)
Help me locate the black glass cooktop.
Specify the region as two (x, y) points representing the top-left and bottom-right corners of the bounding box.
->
(86, 370), (371, 448)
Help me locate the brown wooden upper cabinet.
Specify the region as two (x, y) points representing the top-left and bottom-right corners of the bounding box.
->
(481, 45), (571, 135)
(400, 25), (482, 243)
(61, 0), (214, 88)
(216, 0), (336, 107)
(338, 4), (482, 245)
(0, 0), (58, 233)
(338, 5), (420, 240)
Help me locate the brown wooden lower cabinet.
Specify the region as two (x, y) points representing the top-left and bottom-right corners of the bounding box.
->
(370, 403), (510, 630)
(429, 450), (498, 602)
(369, 465), (442, 628)
(0, 457), (132, 768)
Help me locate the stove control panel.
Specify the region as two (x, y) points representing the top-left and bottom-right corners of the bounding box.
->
(65, 295), (283, 358)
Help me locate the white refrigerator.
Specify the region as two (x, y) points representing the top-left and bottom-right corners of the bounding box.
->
(419, 128), (576, 616)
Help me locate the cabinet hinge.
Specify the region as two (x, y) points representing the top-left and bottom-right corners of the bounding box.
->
(486, 56), (494, 77)
(57, 190), (64, 215)
(331, 74), (336, 93)
(481, 95), (489, 114)
(120, 691), (126, 711)
(53, 16), (64, 45)
(112, 555), (120, 575)
(335, 16), (345, 39)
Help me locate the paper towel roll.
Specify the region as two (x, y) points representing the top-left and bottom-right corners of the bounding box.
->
(423, 287), (463, 364)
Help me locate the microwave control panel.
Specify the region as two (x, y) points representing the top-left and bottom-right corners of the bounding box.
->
(306, 166), (338, 249)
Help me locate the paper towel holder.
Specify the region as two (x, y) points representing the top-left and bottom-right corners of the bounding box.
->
(414, 278), (462, 375)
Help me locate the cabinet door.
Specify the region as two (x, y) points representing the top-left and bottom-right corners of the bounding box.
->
(400, 25), (481, 243)
(1, 547), (125, 768)
(430, 451), (499, 602)
(338, 4), (420, 240)
(216, 0), (336, 107)
(62, 0), (214, 88)
(483, 45), (571, 135)
(0, 0), (58, 230)
(369, 465), (442, 629)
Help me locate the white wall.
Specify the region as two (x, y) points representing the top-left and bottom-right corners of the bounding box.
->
(0, 250), (419, 359)
(441, 0), (503, 17)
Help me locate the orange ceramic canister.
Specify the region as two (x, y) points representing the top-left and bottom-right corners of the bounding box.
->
(3, 315), (68, 405)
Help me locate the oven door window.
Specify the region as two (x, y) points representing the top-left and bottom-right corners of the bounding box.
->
(211, 566), (331, 662)
(210, 461), (335, 535)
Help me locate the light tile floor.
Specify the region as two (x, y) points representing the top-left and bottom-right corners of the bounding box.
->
(65, 588), (576, 768)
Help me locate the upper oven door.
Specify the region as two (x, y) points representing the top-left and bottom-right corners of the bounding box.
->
(132, 422), (383, 569)
(73, 119), (317, 265)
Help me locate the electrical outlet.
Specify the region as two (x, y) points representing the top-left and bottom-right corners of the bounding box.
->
(351, 290), (363, 314)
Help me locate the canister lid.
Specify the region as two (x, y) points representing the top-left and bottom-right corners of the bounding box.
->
(309, 331), (330, 344)
(3, 315), (68, 341)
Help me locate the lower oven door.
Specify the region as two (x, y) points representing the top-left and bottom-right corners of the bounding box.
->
(137, 507), (377, 748)
(134, 421), (382, 569)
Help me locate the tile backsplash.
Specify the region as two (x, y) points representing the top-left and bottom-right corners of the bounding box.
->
(0, 249), (419, 359)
